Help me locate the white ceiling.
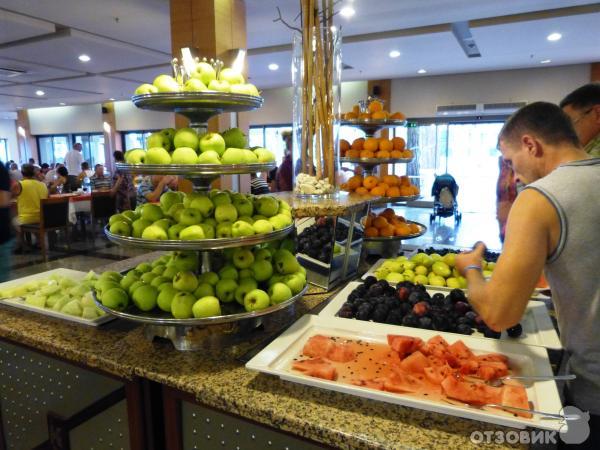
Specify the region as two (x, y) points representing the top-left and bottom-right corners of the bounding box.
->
(0, 0), (598, 111)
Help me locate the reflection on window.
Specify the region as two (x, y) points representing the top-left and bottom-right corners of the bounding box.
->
(122, 131), (156, 150)
(0, 139), (8, 163)
(249, 125), (291, 164)
(37, 135), (70, 165)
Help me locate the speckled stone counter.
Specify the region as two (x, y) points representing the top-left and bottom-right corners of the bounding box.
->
(275, 191), (375, 218)
(0, 256), (524, 450)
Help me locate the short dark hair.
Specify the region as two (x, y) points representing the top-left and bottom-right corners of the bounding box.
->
(95, 164), (103, 170)
(113, 151), (125, 162)
(21, 164), (35, 178)
(57, 166), (68, 177)
(559, 83), (600, 110)
(41, 163), (49, 170)
(81, 162), (89, 170)
(499, 101), (580, 147)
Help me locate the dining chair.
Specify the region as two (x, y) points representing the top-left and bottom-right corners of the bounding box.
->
(20, 197), (70, 262)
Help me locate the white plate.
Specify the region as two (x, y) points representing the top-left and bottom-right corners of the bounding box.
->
(0, 268), (114, 327)
(247, 315), (563, 431)
(319, 281), (561, 349)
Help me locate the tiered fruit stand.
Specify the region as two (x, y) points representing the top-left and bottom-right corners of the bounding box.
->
(95, 91), (307, 350)
(340, 119), (427, 256)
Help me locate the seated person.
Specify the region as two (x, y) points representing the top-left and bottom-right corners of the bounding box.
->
(9, 163), (22, 182)
(136, 175), (178, 205)
(90, 164), (112, 191)
(14, 164), (49, 225)
(77, 162), (94, 185)
(250, 173), (270, 195)
(48, 166), (69, 194)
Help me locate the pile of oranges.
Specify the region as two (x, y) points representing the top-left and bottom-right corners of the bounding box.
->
(340, 137), (413, 160)
(342, 100), (406, 121)
(341, 174), (420, 198)
(364, 209), (421, 238)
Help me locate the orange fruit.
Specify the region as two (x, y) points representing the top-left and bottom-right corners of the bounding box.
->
(400, 175), (411, 187)
(395, 223), (412, 236)
(363, 176), (379, 190)
(352, 104), (360, 114)
(390, 111), (406, 120)
(372, 110), (389, 120)
(340, 183), (349, 191)
(347, 175), (363, 190)
(390, 150), (403, 158)
(370, 185), (387, 197)
(383, 175), (399, 186)
(359, 112), (371, 120)
(380, 225), (395, 237)
(400, 186), (412, 196)
(373, 216), (389, 229)
(344, 112), (358, 120)
(355, 186), (370, 195)
(409, 223), (421, 234)
(365, 226), (379, 238)
(380, 208), (396, 220)
(376, 182), (389, 191)
(360, 150), (375, 159)
(364, 214), (375, 228)
(375, 150), (390, 159)
(403, 149), (413, 158)
(379, 139), (393, 152)
(346, 149), (360, 159)
(340, 139), (350, 152)
(392, 137), (406, 151)
(368, 100), (384, 113)
(351, 138), (364, 150)
(364, 138), (379, 152)
(386, 186), (401, 197)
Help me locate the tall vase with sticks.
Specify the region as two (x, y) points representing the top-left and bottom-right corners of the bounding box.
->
(292, 1), (341, 192)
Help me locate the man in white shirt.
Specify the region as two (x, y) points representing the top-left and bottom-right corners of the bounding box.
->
(9, 163), (22, 181)
(64, 143), (84, 191)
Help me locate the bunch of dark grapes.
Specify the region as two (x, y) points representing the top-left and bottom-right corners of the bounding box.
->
(297, 217), (364, 261)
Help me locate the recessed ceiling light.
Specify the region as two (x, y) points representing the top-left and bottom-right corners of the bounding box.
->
(16, 106), (23, 109)
(268, 63), (279, 71)
(340, 6), (355, 18)
(417, 69), (427, 74)
(540, 59), (552, 64)
(78, 54), (91, 62)
(389, 50), (401, 58)
(59, 102), (66, 106)
(35, 90), (45, 96)
(109, 98), (115, 101)
(547, 33), (562, 42)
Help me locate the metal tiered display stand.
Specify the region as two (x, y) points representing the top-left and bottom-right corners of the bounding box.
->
(96, 90), (303, 350)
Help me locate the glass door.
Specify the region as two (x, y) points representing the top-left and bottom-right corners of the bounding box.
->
(37, 135), (70, 165)
(73, 133), (105, 168)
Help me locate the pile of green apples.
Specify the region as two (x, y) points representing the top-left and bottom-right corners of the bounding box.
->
(0, 272), (106, 320)
(124, 127), (275, 165)
(373, 252), (495, 288)
(95, 245), (307, 319)
(134, 62), (259, 96)
(108, 190), (293, 241)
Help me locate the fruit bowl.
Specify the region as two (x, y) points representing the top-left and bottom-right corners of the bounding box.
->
(132, 91), (263, 113)
(369, 194), (421, 205)
(104, 224), (295, 251)
(362, 220), (427, 241)
(340, 156), (414, 165)
(114, 161), (276, 177)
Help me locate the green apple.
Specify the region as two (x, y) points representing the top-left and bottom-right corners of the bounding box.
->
(234, 278), (257, 305)
(140, 272), (158, 284)
(120, 274), (139, 291)
(442, 253), (456, 268)
(252, 219), (273, 235)
(218, 264), (238, 281)
(192, 296), (221, 318)
(179, 208), (203, 226)
(132, 285), (158, 311)
(251, 260), (273, 282)
(198, 223), (214, 239)
(268, 282), (293, 305)
(174, 128), (199, 150)
(157, 286), (178, 312)
(110, 220), (131, 236)
(203, 217), (217, 227)
(232, 248), (254, 269)
(161, 127), (176, 142)
(238, 268), (253, 279)
(168, 223), (187, 240)
(101, 288), (129, 310)
(230, 83), (258, 96)
(274, 249), (301, 274)
(136, 262), (152, 273)
(151, 276), (170, 288)
(233, 198), (253, 217)
(189, 196), (214, 217)
(171, 251), (199, 272)
(231, 221), (255, 237)
(215, 279), (238, 303)
(171, 292), (196, 319)
(142, 225), (168, 240)
(221, 128), (247, 148)
(145, 147), (172, 164)
(219, 67), (244, 84)
(109, 213), (129, 226)
(215, 204), (238, 223)
(252, 214), (267, 222)
(146, 132), (172, 152)
(208, 79), (230, 92)
(153, 74), (180, 93)
(160, 191), (183, 212)
(192, 61), (217, 85)
(100, 271), (123, 283)
(95, 280), (120, 299)
(134, 83), (158, 95)
(432, 261), (451, 278)
(128, 281), (145, 296)
(180, 225), (205, 240)
(173, 271), (198, 292)
(253, 148), (276, 163)
(237, 216), (254, 225)
(429, 275), (446, 287)
(158, 282), (172, 292)
(198, 272), (219, 286)
(197, 150), (221, 164)
(167, 203), (185, 221)
(171, 147), (198, 164)
(221, 148), (245, 165)
(243, 289), (270, 312)
(268, 214), (292, 230)
(122, 210), (138, 222)
(216, 222), (233, 238)
(446, 277), (461, 289)
(242, 149), (258, 164)
(253, 248), (272, 262)
(154, 218), (173, 232)
(141, 204), (164, 222)
(199, 132), (226, 156)
(415, 265), (429, 276)
(413, 274), (429, 285)
(151, 264), (166, 275)
(255, 196), (279, 217)
(183, 77), (207, 92)
(430, 253), (443, 262)
(162, 266), (179, 279)
(280, 238), (295, 253)
(193, 282), (214, 299)
(211, 191), (231, 206)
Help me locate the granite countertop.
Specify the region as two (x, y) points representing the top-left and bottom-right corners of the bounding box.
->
(275, 191), (376, 218)
(0, 256), (523, 450)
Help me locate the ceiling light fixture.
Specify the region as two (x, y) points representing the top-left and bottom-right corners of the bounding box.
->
(389, 50), (401, 58)
(35, 90), (45, 96)
(340, 6), (355, 18)
(268, 63), (279, 71)
(59, 102), (66, 106)
(547, 33), (562, 41)
(540, 59), (552, 64)
(109, 98), (115, 101)
(417, 69), (427, 74)
(78, 54), (91, 62)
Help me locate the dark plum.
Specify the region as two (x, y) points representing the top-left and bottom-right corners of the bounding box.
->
(506, 323), (523, 338)
(402, 314), (419, 327)
(454, 301), (470, 315)
(338, 309), (354, 319)
(449, 289), (466, 303)
(386, 308), (404, 325)
(483, 327), (502, 339)
(419, 317), (434, 329)
(456, 324), (474, 335)
(363, 276), (377, 287)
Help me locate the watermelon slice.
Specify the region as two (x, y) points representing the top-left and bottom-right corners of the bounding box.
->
(292, 357), (337, 381)
(351, 378), (385, 391)
(476, 361), (509, 381)
(500, 385), (531, 418)
(384, 368), (441, 395)
(399, 350), (431, 374)
(327, 343), (356, 363)
(477, 353), (509, 364)
(387, 335), (423, 357)
(424, 364), (454, 385)
(448, 340), (475, 360)
(302, 335), (336, 358)
(458, 358), (480, 375)
(441, 375), (502, 405)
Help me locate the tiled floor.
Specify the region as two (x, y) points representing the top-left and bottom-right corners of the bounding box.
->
(4, 207), (503, 282)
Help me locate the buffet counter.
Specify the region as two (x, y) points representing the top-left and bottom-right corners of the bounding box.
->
(0, 255), (523, 450)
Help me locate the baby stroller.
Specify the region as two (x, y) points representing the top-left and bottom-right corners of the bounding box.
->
(430, 173), (462, 224)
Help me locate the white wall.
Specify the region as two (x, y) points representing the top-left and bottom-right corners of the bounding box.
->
(113, 101), (175, 131)
(0, 119), (18, 162)
(390, 64), (590, 118)
(28, 104), (103, 135)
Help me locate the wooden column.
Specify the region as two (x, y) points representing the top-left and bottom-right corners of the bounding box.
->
(16, 110), (37, 164)
(591, 62), (600, 81)
(367, 79), (392, 176)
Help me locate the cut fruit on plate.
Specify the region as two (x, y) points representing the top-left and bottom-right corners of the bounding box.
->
(247, 315), (563, 431)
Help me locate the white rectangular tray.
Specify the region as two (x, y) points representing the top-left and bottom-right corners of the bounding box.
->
(319, 281), (561, 349)
(247, 314), (562, 431)
(0, 268), (114, 327)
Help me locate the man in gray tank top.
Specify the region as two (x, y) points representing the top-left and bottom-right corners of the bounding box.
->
(456, 102), (599, 447)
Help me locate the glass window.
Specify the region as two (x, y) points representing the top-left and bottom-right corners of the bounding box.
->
(37, 135), (70, 165)
(0, 139), (8, 163)
(73, 133), (105, 167)
(249, 125), (292, 164)
(248, 128), (264, 148)
(339, 126), (365, 143)
(122, 131), (157, 150)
